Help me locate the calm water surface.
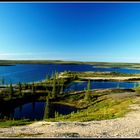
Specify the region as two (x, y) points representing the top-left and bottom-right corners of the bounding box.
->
(0, 102), (77, 120)
(0, 64), (140, 84)
(65, 81), (139, 93)
(0, 64), (140, 120)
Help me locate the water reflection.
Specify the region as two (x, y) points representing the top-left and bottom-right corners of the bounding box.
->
(0, 101), (78, 120)
(65, 81), (139, 93)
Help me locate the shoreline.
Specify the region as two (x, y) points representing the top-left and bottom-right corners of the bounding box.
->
(0, 100), (140, 138)
(78, 76), (140, 81)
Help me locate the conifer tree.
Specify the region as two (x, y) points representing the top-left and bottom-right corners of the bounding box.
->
(18, 82), (22, 96)
(54, 111), (59, 118)
(134, 83), (137, 89)
(84, 80), (91, 102)
(87, 79), (91, 92)
(52, 76), (56, 99)
(46, 74), (50, 82)
(32, 82), (35, 94)
(1, 77), (4, 85)
(117, 82), (120, 88)
(9, 82), (13, 99)
(60, 78), (64, 94)
(43, 97), (49, 119)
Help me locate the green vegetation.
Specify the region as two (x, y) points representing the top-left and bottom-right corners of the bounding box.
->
(0, 60), (86, 65)
(32, 82), (35, 94)
(0, 69), (140, 127)
(9, 83), (14, 100)
(134, 82), (140, 94)
(94, 63), (140, 69)
(62, 71), (140, 78)
(1, 77), (5, 85)
(84, 80), (91, 102)
(0, 119), (32, 128)
(43, 97), (50, 119)
(60, 79), (64, 95)
(52, 75), (57, 99)
(18, 82), (22, 96)
(45, 90), (136, 122)
(1, 60), (140, 69)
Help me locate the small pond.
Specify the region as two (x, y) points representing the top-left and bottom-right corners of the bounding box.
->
(0, 102), (78, 120)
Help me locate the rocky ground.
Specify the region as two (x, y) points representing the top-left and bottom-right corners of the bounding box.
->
(1, 102), (140, 138)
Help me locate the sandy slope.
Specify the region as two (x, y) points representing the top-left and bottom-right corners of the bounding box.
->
(1, 101), (140, 138)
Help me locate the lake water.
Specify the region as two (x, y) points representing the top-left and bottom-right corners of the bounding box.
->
(0, 64), (140, 84)
(0, 64), (140, 120)
(65, 81), (139, 93)
(0, 102), (78, 120)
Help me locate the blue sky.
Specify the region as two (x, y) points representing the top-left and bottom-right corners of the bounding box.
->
(0, 2), (140, 62)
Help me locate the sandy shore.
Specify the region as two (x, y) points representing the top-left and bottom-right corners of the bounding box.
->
(1, 101), (140, 138)
(78, 76), (140, 81)
(59, 73), (140, 81)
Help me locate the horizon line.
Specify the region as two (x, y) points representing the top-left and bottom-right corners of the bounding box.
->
(0, 59), (140, 64)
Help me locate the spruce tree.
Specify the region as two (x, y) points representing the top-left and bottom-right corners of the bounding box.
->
(1, 77), (4, 85)
(18, 82), (22, 96)
(87, 79), (91, 92)
(9, 83), (13, 99)
(134, 83), (137, 89)
(84, 80), (91, 102)
(43, 97), (49, 119)
(52, 76), (56, 99)
(46, 74), (49, 82)
(117, 82), (120, 88)
(60, 78), (64, 94)
(32, 82), (35, 94)
(55, 71), (59, 79)
(54, 111), (59, 118)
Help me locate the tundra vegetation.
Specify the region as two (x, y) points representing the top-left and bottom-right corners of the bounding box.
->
(61, 71), (140, 78)
(0, 70), (140, 127)
(1, 60), (140, 69)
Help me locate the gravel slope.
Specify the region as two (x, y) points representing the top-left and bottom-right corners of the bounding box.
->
(1, 102), (140, 138)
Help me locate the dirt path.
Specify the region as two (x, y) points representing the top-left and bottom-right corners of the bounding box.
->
(1, 98), (140, 138)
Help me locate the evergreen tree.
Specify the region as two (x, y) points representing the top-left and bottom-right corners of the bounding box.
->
(9, 83), (13, 99)
(73, 74), (78, 80)
(18, 82), (22, 96)
(60, 78), (64, 94)
(84, 80), (91, 102)
(117, 82), (120, 88)
(43, 97), (50, 119)
(24, 82), (28, 89)
(54, 111), (59, 118)
(6, 83), (8, 88)
(46, 74), (50, 82)
(32, 82), (35, 94)
(51, 72), (55, 79)
(55, 71), (59, 79)
(48, 91), (51, 98)
(134, 83), (137, 89)
(56, 72), (59, 85)
(52, 76), (57, 99)
(138, 82), (140, 88)
(1, 77), (4, 85)
(87, 79), (91, 92)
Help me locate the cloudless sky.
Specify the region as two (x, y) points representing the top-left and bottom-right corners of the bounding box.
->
(0, 2), (140, 62)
